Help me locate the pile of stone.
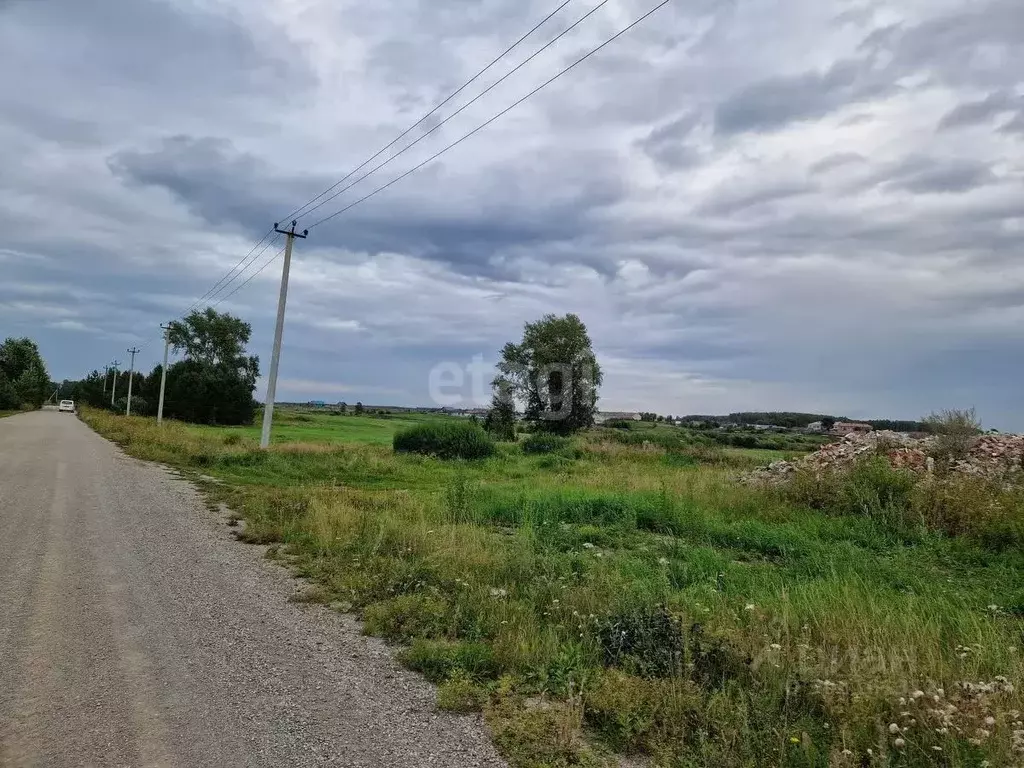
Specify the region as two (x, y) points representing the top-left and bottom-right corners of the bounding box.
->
(951, 434), (1024, 478)
(746, 431), (1024, 485)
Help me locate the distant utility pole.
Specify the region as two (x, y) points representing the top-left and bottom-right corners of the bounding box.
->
(126, 347), (140, 416)
(110, 360), (120, 407)
(260, 220), (307, 449)
(157, 323), (171, 426)
(102, 364), (109, 395)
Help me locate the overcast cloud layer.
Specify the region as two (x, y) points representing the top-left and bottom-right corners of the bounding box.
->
(1, 0), (1022, 427)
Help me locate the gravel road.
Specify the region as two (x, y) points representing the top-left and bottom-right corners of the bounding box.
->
(0, 411), (507, 767)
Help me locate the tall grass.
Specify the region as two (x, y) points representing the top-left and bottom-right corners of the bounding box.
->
(80, 406), (1024, 767)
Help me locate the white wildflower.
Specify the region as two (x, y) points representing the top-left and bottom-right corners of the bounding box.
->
(894, 738), (905, 749)
(888, 723), (900, 734)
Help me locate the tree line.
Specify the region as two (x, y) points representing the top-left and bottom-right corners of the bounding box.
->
(61, 308), (260, 425)
(0, 337), (51, 409)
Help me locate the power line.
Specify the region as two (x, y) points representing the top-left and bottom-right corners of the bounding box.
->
(211, 246), (287, 308)
(201, 232), (283, 306)
(175, 1), (576, 321)
(308, 0), (673, 231)
(181, 227), (276, 316)
(293, 0), (613, 225)
(278, 0), (577, 225)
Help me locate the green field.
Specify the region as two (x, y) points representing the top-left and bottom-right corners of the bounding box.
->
(187, 409), (446, 447)
(82, 407), (1024, 767)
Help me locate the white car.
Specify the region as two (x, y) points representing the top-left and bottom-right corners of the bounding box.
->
(58, 400), (76, 413)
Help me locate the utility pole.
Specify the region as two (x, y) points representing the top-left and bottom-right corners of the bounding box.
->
(157, 323), (171, 426)
(260, 220), (307, 449)
(103, 364), (109, 396)
(126, 347), (140, 416)
(110, 360), (120, 407)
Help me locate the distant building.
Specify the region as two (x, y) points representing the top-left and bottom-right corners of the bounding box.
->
(831, 422), (873, 435)
(806, 421), (825, 433)
(594, 412), (642, 424)
(308, 400), (326, 408)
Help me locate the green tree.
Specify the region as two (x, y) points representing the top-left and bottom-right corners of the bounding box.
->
(355, 401), (364, 415)
(0, 337), (50, 409)
(497, 314), (602, 435)
(339, 402), (348, 414)
(162, 308), (260, 425)
(484, 377), (517, 441)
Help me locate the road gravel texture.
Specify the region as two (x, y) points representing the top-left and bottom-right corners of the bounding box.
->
(0, 411), (507, 767)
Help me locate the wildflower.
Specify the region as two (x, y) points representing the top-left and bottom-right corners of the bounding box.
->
(745, 603), (756, 611)
(894, 738), (905, 749)
(489, 587), (508, 599)
(988, 604), (1000, 612)
(841, 749), (852, 756)
(912, 690), (925, 700)
(984, 716), (996, 726)
(888, 723), (900, 734)
(789, 736), (800, 744)
(932, 746), (943, 752)
(581, 542), (595, 549)
(657, 557), (669, 565)
(770, 643), (782, 651)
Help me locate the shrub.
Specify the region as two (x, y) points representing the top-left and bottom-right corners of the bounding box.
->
(923, 407), (982, 462)
(401, 639), (501, 683)
(393, 420), (496, 459)
(605, 419), (634, 430)
(437, 670), (488, 712)
(113, 395), (150, 415)
(522, 433), (572, 455)
(596, 606), (684, 678)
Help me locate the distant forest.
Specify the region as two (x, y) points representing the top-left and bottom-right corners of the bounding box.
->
(678, 412), (927, 432)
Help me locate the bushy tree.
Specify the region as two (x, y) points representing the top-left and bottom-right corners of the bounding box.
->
(923, 407), (982, 461)
(484, 377), (517, 441)
(162, 308), (260, 425)
(497, 314), (602, 435)
(0, 337), (50, 409)
(355, 401), (364, 415)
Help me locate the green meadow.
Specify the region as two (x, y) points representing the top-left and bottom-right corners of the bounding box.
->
(82, 407), (1024, 767)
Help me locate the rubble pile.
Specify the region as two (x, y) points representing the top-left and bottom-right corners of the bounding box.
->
(747, 431), (1024, 485)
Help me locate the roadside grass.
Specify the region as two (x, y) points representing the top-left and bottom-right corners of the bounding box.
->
(80, 407), (1024, 767)
(0, 410), (20, 419)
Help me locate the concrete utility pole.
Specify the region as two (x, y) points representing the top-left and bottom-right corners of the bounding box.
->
(126, 347), (140, 416)
(260, 220), (307, 449)
(110, 361), (120, 407)
(157, 324), (171, 426)
(102, 365), (109, 396)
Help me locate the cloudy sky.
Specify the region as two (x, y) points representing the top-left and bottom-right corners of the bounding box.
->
(1, 0), (1022, 428)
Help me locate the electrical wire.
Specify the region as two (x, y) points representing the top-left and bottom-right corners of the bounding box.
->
(308, 0), (673, 231)
(181, 227), (276, 316)
(210, 246), (288, 309)
(175, 0), (577, 320)
(293, 0), (613, 225)
(201, 232), (283, 306)
(277, 0), (577, 224)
